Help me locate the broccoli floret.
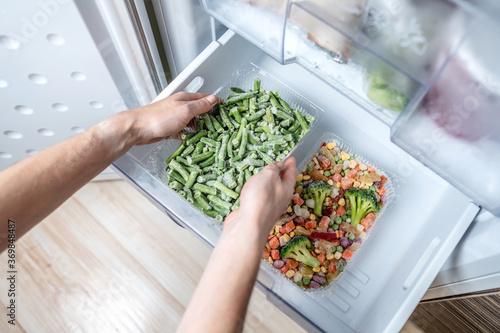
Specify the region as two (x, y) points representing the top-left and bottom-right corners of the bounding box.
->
(280, 235), (320, 267)
(345, 188), (380, 227)
(308, 181), (331, 216)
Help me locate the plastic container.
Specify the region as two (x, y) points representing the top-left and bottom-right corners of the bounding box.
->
(263, 132), (398, 294)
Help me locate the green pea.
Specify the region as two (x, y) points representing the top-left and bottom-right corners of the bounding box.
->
(333, 224), (339, 230)
(334, 156), (340, 162)
(332, 203), (339, 208)
(324, 171), (331, 177)
(342, 215), (348, 221)
(303, 194), (309, 200)
(307, 166), (313, 173)
(348, 233), (355, 240)
(302, 277), (310, 285)
(296, 181), (303, 187)
(301, 205), (308, 210)
(336, 246), (343, 253)
(335, 217), (342, 224)
(296, 281), (303, 287)
(346, 209), (351, 216)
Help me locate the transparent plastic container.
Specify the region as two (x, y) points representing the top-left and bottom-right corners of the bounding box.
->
(152, 63), (323, 220)
(201, 0), (500, 216)
(263, 132), (398, 294)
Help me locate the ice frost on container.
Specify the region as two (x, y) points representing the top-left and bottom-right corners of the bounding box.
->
(391, 19), (500, 216)
(262, 132), (397, 293)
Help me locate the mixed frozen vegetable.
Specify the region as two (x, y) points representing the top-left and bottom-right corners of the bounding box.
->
(165, 78), (314, 221)
(263, 141), (388, 289)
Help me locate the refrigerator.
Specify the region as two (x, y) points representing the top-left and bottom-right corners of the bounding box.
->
(77, 0), (500, 332)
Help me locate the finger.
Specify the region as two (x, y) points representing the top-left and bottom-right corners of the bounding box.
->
(280, 157), (297, 190)
(186, 95), (220, 116)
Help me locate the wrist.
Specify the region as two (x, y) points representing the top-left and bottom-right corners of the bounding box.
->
(94, 111), (138, 160)
(223, 210), (270, 248)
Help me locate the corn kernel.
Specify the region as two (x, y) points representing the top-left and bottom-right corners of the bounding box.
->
(313, 157), (319, 166)
(341, 151), (350, 161)
(327, 179), (334, 186)
(357, 224), (364, 232)
(360, 232), (367, 239)
(309, 214), (316, 221)
(284, 234), (291, 242)
(338, 198), (345, 206)
(313, 266), (321, 273)
(353, 181), (361, 188)
(321, 266), (327, 273)
(275, 226), (280, 234)
(315, 249), (321, 254)
(279, 236), (287, 247)
(296, 226), (305, 230)
(303, 175), (311, 180)
(290, 231), (295, 238)
(336, 182), (341, 188)
(349, 160), (357, 169)
(334, 252), (342, 260)
(326, 253), (334, 260)
(286, 206), (293, 213)
(325, 197), (331, 202)
(359, 164), (367, 171)
(305, 273), (314, 279)
(319, 170), (324, 175)
(285, 270), (295, 278)
(296, 174), (303, 182)
(327, 142), (336, 150)
(269, 257), (274, 265)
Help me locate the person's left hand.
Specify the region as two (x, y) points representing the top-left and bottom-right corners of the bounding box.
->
(129, 92), (220, 145)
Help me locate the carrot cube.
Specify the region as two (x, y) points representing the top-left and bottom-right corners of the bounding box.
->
(284, 220), (295, 234)
(280, 265), (289, 274)
(271, 249), (280, 260)
(263, 249), (270, 259)
(342, 250), (353, 261)
(328, 261), (337, 272)
(317, 253), (326, 265)
(319, 216), (330, 229)
(269, 236), (280, 249)
(305, 221), (317, 230)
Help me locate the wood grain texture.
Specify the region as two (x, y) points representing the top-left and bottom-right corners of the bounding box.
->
(0, 180), (306, 333)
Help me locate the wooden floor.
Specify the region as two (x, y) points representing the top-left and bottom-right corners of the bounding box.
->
(0, 180), (497, 332)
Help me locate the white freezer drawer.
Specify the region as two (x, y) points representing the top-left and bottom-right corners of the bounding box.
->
(112, 31), (479, 333)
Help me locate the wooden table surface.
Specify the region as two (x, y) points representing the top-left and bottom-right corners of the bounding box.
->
(0, 180), (430, 332)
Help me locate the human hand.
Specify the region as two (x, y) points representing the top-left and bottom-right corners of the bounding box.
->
(129, 92), (220, 145)
(225, 157), (297, 242)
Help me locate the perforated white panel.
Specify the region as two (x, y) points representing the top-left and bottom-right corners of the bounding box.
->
(0, 0), (128, 171)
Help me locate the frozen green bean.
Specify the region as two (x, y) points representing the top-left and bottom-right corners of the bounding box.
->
(207, 194), (232, 210)
(169, 160), (190, 181)
(211, 203), (230, 216)
(254, 78), (261, 93)
(199, 155), (216, 168)
(225, 91), (258, 104)
(210, 115), (224, 133)
(166, 142), (186, 164)
(193, 183), (217, 195)
(214, 181), (238, 200)
(293, 109), (309, 132)
(185, 170), (199, 188)
(168, 180), (183, 190)
(167, 169), (186, 185)
(219, 106), (234, 130)
(232, 118), (247, 147)
(237, 127), (249, 158)
(186, 130), (207, 146)
(229, 87), (245, 93)
(194, 190), (211, 210)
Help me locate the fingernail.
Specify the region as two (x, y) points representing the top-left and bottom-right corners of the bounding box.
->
(206, 95), (218, 105)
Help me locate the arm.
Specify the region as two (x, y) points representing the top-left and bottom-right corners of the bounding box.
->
(178, 157), (297, 333)
(0, 92), (219, 252)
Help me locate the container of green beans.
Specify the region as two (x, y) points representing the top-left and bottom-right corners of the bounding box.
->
(160, 64), (323, 222)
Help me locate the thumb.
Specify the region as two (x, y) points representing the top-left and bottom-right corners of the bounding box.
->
(187, 95), (220, 116)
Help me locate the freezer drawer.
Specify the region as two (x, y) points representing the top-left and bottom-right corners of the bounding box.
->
(112, 30), (479, 333)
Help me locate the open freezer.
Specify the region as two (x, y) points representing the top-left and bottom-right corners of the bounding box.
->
(112, 29), (480, 332)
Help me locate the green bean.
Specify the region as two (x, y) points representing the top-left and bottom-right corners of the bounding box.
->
(203, 209), (218, 218)
(181, 133), (195, 141)
(192, 201), (205, 211)
(225, 91), (258, 104)
(244, 109), (266, 122)
(188, 151), (214, 164)
(222, 170), (237, 189)
(249, 97), (256, 114)
(193, 142), (205, 155)
(260, 123), (271, 134)
(199, 155), (216, 168)
(193, 183), (217, 195)
(200, 137), (217, 147)
(288, 121), (301, 132)
(231, 107), (242, 124)
(176, 156), (200, 172)
(305, 115), (314, 124)
(293, 109), (309, 132)
(257, 150), (274, 165)
(265, 107), (274, 125)
(247, 144), (270, 153)
(248, 131), (261, 145)
(279, 96), (292, 111)
(168, 180), (184, 190)
(262, 138), (287, 146)
(260, 132), (268, 142)
(219, 106), (234, 130)
(210, 115), (224, 133)
(185, 170), (199, 188)
(210, 132), (218, 140)
(280, 118), (293, 128)
(280, 128), (301, 141)
(207, 194), (232, 210)
(229, 117), (240, 129)
(235, 161), (250, 172)
(167, 169), (186, 185)
(194, 190), (211, 210)
(183, 186), (194, 203)
(257, 94), (270, 103)
(211, 203), (230, 216)
(243, 158), (264, 167)
(214, 181), (238, 199)
(244, 169), (252, 182)
(253, 167), (263, 174)
(186, 130), (207, 146)
(242, 98), (249, 109)
(197, 118), (204, 131)
(229, 87), (245, 93)
(166, 142), (186, 164)
(197, 173), (218, 183)
(254, 127), (264, 133)
(231, 197), (241, 211)
(218, 135), (229, 169)
(237, 127), (249, 158)
(254, 78), (261, 93)
(268, 134), (293, 142)
(201, 113), (215, 132)
(274, 108), (293, 121)
(235, 171), (245, 194)
(169, 160), (190, 181)
(232, 118), (247, 147)
(214, 142), (221, 169)
(180, 145), (195, 157)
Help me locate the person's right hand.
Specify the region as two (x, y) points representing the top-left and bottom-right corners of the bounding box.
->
(225, 157), (297, 243)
